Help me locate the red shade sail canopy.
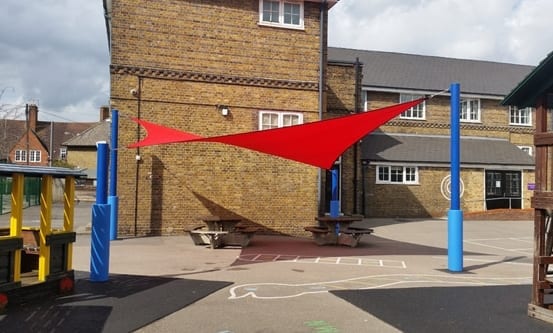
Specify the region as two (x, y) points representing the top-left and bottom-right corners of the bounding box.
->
(129, 98), (425, 169)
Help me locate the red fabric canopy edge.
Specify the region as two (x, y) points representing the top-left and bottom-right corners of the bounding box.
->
(128, 98), (425, 169)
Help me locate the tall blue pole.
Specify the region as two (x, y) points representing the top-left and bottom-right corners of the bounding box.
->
(90, 142), (111, 282)
(109, 109), (119, 240)
(448, 83), (463, 272)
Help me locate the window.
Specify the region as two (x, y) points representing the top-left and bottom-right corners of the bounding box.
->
(399, 94), (425, 120)
(60, 147), (67, 160)
(460, 99), (480, 122)
(259, 0), (304, 29)
(29, 150), (41, 163)
(376, 165), (419, 184)
(518, 146), (533, 156)
(15, 150), (26, 162)
(510, 106), (532, 126)
(259, 111), (303, 130)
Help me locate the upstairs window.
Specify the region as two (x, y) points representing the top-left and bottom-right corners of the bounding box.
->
(460, 98), (481, 122)
(29, 150), (41, 163)
(259, 0), (304, 29)
(519, 146), (533, 156)
(60, 147), (67, 160)
(15, 150), (26, 162)
(259, 111), (302, 130)
(510, 106), (532, 126)
(399, 94), (425, 120)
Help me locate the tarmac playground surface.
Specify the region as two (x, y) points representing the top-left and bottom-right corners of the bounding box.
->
(1, 203), (552, 332)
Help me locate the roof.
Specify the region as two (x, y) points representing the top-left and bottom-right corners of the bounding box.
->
(35, 121), (95, 154)
(63, 120), (111, 147)
(0, 164), (86, 178)
(501, 50), (553, 108)
(307, 0), (339, 8)
(328, 47), (534, 97)
(362, 133), (535, 167)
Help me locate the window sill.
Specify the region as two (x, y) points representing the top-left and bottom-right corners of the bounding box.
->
(258, 21), (305, 31)
(509, 123), (532, 127)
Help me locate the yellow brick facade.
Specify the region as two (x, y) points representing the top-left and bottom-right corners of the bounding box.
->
(364, 92), (535, 217)
(110, 0), (330, 236)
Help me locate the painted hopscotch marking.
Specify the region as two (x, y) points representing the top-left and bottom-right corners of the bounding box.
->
(236, 253), (406, 269)
(228, 274), (531, 300)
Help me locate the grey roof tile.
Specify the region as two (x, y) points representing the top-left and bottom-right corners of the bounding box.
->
(362, 133), (534, 167)
(63, 120), (111, 146)
(328, 47), (535, 97)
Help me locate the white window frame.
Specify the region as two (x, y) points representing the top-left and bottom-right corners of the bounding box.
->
(509, 106), (532, 126)
(518, 145), (533, 156)
(460, 98), (481, 122)
(15, 150), (26, 162)
(259, 0), (304, 30)
(29, 150), (41, 163)
(399, 94), (425, 120)
(60, 147), (67, 160)
(259, 110), (303, 130)
(376, 165), (419, 185)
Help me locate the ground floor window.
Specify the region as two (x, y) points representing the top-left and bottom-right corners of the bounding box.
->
(485, 170), (521, 209)
(376, 165), (418, 184)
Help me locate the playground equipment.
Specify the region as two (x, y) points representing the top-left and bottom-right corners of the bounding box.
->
(0, 165), (85, 312)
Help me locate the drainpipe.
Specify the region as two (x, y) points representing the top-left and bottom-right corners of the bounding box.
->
(102, 0), (112, 51)
(133, 77), (143, 236)
(352, 57), (361, 214)
(317, 0), (328, 216)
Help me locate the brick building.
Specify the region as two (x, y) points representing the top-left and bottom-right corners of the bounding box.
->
(104, 1), (538, 237)
(329, 48), (536, 218)
(104, 0), (341, 236)
(2, 104), (94, 167)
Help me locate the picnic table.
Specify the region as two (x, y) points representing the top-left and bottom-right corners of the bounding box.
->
(188, 215), (257, 249)
(304, 216), (373, 247)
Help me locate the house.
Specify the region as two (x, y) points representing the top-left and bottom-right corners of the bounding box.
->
(501, 50), (553, 321)
(328, 47), (537, 218)
(62, 107), (111, 184)
(105, 0), (342, 236)
(1, 104), (95, 167)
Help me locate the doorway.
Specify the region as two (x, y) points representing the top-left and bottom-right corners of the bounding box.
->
(485, 170), (522, 210)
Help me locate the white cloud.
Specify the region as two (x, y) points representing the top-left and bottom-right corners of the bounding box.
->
(2, 0), (553, 125)
(329, 0), (553, 65)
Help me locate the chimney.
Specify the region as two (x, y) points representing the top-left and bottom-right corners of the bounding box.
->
(100, 106), (110, 121)
(27, 104), (38, 131)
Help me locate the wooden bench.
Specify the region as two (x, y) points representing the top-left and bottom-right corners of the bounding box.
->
(304, 226), (336, 246)
(188, 225), (258, 248)
(305, 225), (373, 247)
(340, 227), (374, 247)
(188, 228), (228, 249)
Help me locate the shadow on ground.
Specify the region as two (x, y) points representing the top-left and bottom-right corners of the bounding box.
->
(0, 271), (232, 333)
(230, 234), (491, 267)
(331, 284), (552, 332)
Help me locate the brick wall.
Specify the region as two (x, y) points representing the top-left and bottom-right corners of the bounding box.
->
(364, 91), (535, 217)
(325, 61), (363, 215)
(110, 0), (327, 236)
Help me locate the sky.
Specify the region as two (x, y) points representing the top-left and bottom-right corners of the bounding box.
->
(1, 0), (552, 123)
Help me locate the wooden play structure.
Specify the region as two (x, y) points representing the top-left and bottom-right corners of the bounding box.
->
(0, 165), (84, 311)
(502, 52), (553, 323)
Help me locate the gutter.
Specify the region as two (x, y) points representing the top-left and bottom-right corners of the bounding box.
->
(102, 0), (112, 51)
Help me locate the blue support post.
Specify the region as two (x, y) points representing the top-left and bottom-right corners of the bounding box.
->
(330, 168), (339, 218)
(448, 83), (463, 272)
(330, 167), (340, 234)
(109, 109), (119, 240)
(90, 142), (111, 282)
